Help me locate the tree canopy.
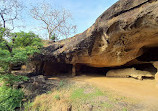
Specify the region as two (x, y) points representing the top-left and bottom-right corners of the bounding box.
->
(0, 27), (42, 72)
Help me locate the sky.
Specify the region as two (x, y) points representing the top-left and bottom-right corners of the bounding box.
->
(13, 0), (118, 39)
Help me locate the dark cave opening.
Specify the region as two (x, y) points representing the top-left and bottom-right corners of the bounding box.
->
(124, 63), (156, 79)
(42, 62), (157, 79)
(12, 64), (24, 70)
(137, 47), (158, 62)
(129, 63), (157, 74)
(43, 62), (73, 76)
(75, 63), (157, 79)
(76, 64), (110, 76)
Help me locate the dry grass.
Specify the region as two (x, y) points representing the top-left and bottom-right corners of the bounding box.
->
(30, 81), (72, 111)
(24, 80), (141, 111)
(32, 93), (70, 111)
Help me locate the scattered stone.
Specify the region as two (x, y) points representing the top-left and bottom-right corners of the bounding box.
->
(67, 105), (72, 111)
(16, 75), (58, 100)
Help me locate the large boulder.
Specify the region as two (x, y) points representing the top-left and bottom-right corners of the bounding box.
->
(106, 67), (154, 80)
(33, 0), (158, 73)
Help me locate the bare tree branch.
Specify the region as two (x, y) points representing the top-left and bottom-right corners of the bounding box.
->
(30, 3), (76, 40)
(0, 0), (22, 29)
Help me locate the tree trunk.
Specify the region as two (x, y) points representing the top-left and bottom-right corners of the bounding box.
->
(0, 14), (6, 28)
(8, 64), (13, 74)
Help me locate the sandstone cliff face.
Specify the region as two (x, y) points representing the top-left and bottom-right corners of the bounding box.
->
(33, 0), (158, 71)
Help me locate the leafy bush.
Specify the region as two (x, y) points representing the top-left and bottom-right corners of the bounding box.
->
(0, 74), (28, 110)
(0, 27), (43, 72)
(0, 86), (24, 111)
(11, 31), (42, 48)
(23, 100), (33, 111)
(0, 74), (28, 86)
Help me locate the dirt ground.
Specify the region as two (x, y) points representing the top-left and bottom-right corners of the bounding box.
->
(70, 75), (158, 111)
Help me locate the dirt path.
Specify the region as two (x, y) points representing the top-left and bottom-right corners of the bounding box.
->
(71, 75), (158, 110)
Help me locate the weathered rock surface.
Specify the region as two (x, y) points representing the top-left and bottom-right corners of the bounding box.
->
(153, 62), (158, 80)
(33, 0), (158, 76)
(16, 75), (58, 99)
(106, 68), (154, 80)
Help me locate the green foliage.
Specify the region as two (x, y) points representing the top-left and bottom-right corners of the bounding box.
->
(23, 100), (33, 111)
(0, 27), (43, 72)
(70, 87), (104, 101)
(46, 91), (52, 94)
(0, 27), (9, 41)
(56, 80), (67, 90)
(8, 46), (40, 65)
(50, 34), (57, 41)
(122, 108), (128, 111)
(0, 49), (11, 71)
(0, 74), (28, 86)
(0, 86), (24, 111)
(0, 26), (42, 111)
(0, 74), (28, 110)
(11, 31), (42, 48)
(59, 80), (64, 87)
(54, 95), (60, 100)
(0, 46), (40, 71)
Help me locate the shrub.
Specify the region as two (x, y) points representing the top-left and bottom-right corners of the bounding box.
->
(0, 28), (43, 73)
(23, 100), (33, 111)
(0, 86), (24, 111)
(0, 74), (28, 86)
(0, 74), (29, 110)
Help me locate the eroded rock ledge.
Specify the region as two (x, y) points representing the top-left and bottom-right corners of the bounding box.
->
(32, 0), (158, 78)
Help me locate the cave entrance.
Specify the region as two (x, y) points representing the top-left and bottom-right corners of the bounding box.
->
(104, 63), (156, 80)
(76, 64), (110, 76)
(125, 63), (156, 80)
(42, 62), (157, 79)
(12, 64), (22, 70)
(134, 46), (158, 79)
(41, 45), (158, 78)
(129, 63), (157, 75)
(43, 62), (73, 77)
(12, 63), (24, 71)
(137, 46), (158, 62)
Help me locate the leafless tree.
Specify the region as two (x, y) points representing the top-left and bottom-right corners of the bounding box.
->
(0, 0), (22, 29)
(30, 3), (76, 40)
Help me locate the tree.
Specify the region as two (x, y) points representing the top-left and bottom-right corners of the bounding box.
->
(11, 31), (42, 48)
(50, 33), (58, 42)
(30, 3), (76, 40)
(0, 27), (42, 73)
(0, 0), (22, 29)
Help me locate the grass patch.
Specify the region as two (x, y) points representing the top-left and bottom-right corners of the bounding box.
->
(27, 80), (139, 111)
(23, 100), (33, 111)
(122, 108), (128, 111)
(70, 87), (104, 101)
(100, 102), (113, 108)
(54, 95), (60, 100)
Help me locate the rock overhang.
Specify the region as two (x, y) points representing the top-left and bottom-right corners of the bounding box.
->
(32, 0), (158, 68)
